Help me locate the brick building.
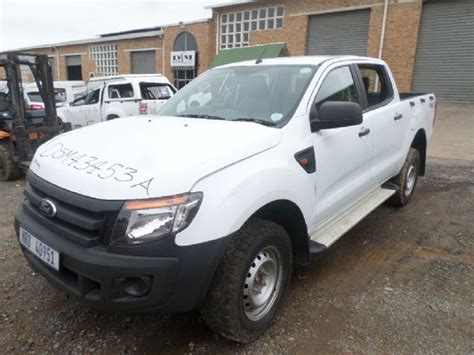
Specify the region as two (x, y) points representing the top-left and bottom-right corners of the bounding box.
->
(5, 0), (473, 101)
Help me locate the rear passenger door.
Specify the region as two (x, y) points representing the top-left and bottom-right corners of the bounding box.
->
(310, 64), (374, 227)
(355, 63), (410, 184)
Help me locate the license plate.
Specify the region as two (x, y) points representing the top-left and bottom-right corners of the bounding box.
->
(19, 227), (60, 271)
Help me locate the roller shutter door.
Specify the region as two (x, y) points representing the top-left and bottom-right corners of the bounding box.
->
(306, 9), (370, 56)
(131, 50), (156, 74)
(412, 0), (474, 102)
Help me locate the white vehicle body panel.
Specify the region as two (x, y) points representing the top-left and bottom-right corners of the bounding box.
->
(31, 56), (436, 248)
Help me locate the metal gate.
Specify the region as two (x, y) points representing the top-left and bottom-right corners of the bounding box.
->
(131, 50), (156, 74)
(306, 9), (370, 56)
(412, 0), (474, 101)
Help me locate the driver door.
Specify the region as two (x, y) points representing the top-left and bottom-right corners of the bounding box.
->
(83, 89), (102, 125)
(310, 64), (374, 229)
(63, 96), (87, 128)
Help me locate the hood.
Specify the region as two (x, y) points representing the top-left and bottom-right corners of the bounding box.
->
(30, 116), (281, 200)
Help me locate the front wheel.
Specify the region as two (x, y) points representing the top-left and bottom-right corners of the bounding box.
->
(201, 218), (292, 343)
(0, 142), (20, 181)
(388, 148), (420, 207)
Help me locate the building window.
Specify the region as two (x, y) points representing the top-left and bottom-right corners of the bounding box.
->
(89, 44), (118, 76)
(220, 6), (284, 50)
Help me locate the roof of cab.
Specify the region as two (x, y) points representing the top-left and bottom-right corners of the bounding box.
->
(89, 74), (165, 82)
(215, 55), (382, 68)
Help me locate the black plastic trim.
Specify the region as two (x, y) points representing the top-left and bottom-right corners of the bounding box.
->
(15, 204), (230, 313)
(27, 171), (124, 212)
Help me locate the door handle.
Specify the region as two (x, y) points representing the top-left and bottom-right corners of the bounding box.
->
(358, 127), (370, 137)
(394, 113), (403, 121)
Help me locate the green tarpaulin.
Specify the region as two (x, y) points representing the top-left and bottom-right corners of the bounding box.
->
(211, 43), (288, 68)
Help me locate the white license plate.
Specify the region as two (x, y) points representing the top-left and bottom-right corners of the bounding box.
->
(19, 227), (60, 271)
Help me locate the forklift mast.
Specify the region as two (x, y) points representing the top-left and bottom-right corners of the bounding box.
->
(0, 52), (69, 165)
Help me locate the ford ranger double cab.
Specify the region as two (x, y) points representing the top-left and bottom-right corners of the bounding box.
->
(15, 56), (436, 343)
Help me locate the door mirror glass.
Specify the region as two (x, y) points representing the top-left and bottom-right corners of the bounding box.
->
(310, 101), (363, 131)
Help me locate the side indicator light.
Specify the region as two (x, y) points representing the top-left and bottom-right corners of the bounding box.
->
(294, 147), (316, 174)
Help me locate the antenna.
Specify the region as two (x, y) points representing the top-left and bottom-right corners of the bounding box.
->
(255, 47), (267, 64)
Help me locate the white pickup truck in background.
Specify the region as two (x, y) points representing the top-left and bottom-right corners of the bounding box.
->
(16, 56), (435, 343)
(57, 74), (176, 128)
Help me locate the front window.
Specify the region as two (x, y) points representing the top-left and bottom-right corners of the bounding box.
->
(158, 65), (316, 126)
(314, 66), (359, 110)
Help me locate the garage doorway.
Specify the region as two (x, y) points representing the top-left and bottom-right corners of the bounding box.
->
(412, 0), (474, 102)
(131, 50), (156, 74)
(306, 9), (370, 56)
(66, 55), (82, 80)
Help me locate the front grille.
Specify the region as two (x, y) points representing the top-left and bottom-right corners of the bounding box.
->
(23, 172), (123, 247)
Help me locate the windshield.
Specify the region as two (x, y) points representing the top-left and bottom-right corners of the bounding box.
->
(158, 65), (316, 126)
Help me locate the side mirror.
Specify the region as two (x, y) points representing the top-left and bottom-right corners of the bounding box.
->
(310, 101), (363, 132)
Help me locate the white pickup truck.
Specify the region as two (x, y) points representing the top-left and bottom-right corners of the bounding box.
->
(57, 74), (176, 128)
(15, 56), (436, 343)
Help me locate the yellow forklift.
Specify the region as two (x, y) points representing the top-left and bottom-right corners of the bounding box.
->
(0, 52), (70, 180)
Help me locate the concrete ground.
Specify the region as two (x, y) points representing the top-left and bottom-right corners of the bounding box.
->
(0, 103), (472, 354)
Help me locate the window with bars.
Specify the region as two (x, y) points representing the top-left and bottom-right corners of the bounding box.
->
(89, 44), (118, 76)
(220, 6), (284, 50)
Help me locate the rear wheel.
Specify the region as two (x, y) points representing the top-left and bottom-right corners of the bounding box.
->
(0, 142), (20, 181)
(388, 148), (420, 207)
(201, 219), (292, 343)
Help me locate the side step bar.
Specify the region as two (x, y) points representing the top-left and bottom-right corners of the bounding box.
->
(310, 187), (396, 250)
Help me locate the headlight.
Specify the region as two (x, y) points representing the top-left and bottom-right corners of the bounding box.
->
(110, 192), (202, 245)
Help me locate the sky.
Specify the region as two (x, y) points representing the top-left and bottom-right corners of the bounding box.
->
(0, 0), (232, 51)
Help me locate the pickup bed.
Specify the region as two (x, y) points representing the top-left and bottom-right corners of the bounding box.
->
(15, 56), (435, 343)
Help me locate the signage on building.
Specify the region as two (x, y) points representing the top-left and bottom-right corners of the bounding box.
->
(171, 51), (196, 67)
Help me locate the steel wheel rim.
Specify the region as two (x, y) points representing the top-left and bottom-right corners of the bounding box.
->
(243, 246), (283, 321)
(405, 165), (416, 196)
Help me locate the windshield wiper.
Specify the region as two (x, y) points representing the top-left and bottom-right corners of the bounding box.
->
(177, 114), (226, 121)
(232, 118), (277, 127)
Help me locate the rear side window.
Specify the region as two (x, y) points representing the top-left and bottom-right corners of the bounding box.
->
(140, 83), (175, 100)
(108, 83), (134, 99)
(314, 66), (360, 111)
(358, 64), (393, 109)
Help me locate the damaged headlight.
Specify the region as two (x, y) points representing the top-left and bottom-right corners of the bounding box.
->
(110, 192), (202, 245)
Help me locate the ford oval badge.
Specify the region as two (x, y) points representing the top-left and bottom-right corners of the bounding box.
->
(38, 199), (57, 218)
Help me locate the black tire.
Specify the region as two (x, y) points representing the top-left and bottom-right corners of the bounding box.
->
(0, 142), (20, 181)
(201, 218), (292, 343)
(388, 148), (420, 207)
(106, 115), (119, 121)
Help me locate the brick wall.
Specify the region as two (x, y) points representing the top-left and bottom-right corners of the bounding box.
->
(212, 0), (422, 91)
(7, 0), (423, 90)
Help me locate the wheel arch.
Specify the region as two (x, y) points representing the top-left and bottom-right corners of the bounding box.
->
(251, 199), (310, 265)
(411, 129), (427, 176)
(106, 114), (120, 121)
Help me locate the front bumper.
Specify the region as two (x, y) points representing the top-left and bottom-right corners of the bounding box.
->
(15, 204), (228, 313)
